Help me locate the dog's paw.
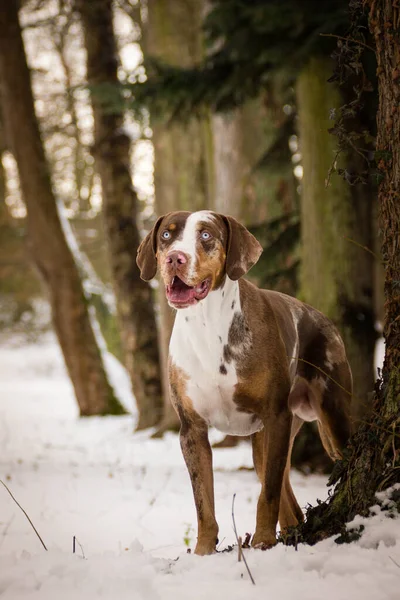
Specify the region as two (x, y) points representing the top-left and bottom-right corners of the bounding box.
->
(194, 542), (216, 556)
(251, 531), (277, 550)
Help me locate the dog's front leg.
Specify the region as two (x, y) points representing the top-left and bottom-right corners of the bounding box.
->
(252, 401), (292, 549)
(180, 416), (218, 555)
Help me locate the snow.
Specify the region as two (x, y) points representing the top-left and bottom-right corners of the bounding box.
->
(0, 332), (399, 599)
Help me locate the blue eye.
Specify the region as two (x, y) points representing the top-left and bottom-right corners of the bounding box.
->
(201, 231), (211, 240)
(162, 231), (171, 240)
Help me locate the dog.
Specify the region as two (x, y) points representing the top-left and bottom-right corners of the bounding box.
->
(137, 210), (352, 555)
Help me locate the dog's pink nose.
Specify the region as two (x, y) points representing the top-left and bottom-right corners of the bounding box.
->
(166, 251), (187, 266)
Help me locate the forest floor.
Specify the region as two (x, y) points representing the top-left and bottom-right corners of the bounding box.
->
(0, 331), (398, 599)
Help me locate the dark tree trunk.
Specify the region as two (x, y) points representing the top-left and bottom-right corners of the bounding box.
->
(289, 0), (400, 544)
(0, 0), (125, 416)
(77, 0), (163, 429)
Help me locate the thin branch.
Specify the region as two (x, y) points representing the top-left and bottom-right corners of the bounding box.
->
(0, 480), (47, 551)
(325, 150), (341, 187)
(231, 494), (256, 585)
(319, 33), (375, 53)
(389, 556), (400, 569)
(343, 236), (379, 259)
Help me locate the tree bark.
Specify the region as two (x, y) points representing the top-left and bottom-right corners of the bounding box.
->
(297, 56), (376, 425)
(0, 0), (125, 416)
(78, 0), (163, 429)
(287, 2), (400, 544)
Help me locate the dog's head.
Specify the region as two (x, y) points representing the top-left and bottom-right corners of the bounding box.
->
(136, 210), (262, 309)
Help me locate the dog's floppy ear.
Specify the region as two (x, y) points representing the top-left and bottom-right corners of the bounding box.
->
(136, 215), (166, 281)
(222, 215), (263, 280)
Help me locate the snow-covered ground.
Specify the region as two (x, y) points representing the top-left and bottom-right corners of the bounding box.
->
(0, 333), (399, 599)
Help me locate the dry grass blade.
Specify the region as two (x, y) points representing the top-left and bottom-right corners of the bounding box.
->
(0, 479), (47, 551)
(231, 494), (256, 585)
(389, 556), (400, 569)
(73, 535), (86, 559)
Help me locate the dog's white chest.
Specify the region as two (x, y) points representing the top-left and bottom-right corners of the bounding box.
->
(169, 283), (263, 436)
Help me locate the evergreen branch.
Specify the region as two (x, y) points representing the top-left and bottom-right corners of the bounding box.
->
(121, 0), (348, 120)
(0, 480), (48, 551)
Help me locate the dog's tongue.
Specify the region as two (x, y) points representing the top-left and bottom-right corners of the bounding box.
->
(168, 277), (196, 304)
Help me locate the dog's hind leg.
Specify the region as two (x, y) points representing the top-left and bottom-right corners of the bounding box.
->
(252, 417), (304, 531)
(279, 416), (304, 531)
(251, 378), (293, 549)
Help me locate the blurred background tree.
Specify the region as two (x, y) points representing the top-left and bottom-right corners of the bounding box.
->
(0, 0), (125, 416)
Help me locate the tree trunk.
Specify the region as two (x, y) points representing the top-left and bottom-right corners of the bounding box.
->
(144, 0), (214, 433)
(78, 0), (163, 429)
(0, 0), (125, 416)
(287, 2), (400, 544)
(297, 56), (376, 425)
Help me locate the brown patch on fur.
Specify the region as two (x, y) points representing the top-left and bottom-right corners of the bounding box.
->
(227, 280), (291, 420)
(194, 241), (227, 291)
(168, 361), (195, 421)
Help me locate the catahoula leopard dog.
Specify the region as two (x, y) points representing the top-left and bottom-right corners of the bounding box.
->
(137, 210), (352, 555)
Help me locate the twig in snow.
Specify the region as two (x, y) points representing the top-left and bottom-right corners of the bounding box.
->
(0, 479), (47, 551)
(389, 556), (400, 569)
(73, 535), (86, 559)
(231, 494), (256, 585)
(216, 536), (226, 552)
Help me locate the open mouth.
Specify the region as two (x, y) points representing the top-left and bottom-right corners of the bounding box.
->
(166, 276), (211, 307)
